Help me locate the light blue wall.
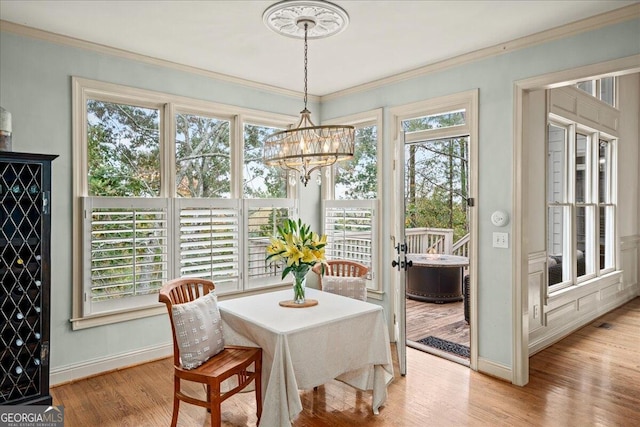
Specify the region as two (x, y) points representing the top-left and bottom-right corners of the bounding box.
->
(1, 16), (638, 375)
(319, 18), (640, 367)
(0, 30), (316, 371)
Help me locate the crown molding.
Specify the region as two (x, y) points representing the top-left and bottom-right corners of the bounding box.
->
(1, 3), (637, 104)
(320, 3), (640, 102)
(0, 19), (320, 103)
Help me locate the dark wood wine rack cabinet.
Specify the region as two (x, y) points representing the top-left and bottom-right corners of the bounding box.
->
(1, 151), (57, 405)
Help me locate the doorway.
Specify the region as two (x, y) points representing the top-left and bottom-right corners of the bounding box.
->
(403, 136), (471, 365)
(391, 90), (479, 374)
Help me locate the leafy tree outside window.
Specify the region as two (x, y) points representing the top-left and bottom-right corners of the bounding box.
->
(79, 86), (296, 318)
(335, 125), (377, 200)
(243, 123), (287, 198)
(87, 100), (160, 197)
(175, 113), (231, 198)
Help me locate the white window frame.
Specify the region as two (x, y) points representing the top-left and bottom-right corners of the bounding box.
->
(319, 110), (382, 297)
(575, 76), (617, 107)
(72, 77), (297, 329)
(546, 85), (619, 295)
(322, 109), (382, 200)
(322, 199), (379, 294)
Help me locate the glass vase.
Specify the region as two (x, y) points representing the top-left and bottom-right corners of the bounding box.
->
(292, 272), (307, 304)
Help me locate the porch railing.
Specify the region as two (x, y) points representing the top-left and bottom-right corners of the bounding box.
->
(248, 228), (469, 278)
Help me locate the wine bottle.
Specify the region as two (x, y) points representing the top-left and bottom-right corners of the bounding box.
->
(10, 314), (24, 330)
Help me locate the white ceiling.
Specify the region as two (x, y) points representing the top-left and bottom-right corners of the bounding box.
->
(1, 1), (636, 95)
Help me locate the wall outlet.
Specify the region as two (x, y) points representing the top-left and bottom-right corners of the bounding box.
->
(533, 304), (539, 319)
(493, 232), (509, 248)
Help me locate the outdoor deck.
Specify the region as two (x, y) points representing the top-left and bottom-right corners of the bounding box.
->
(406, 297), (469, 350)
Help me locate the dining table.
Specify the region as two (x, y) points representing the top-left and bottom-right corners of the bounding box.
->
(217, 287), (394, 427)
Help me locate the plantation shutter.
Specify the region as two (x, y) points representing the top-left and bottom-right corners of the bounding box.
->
(244, 199), (296, 289)
(323, 199), (379, 291)
(82, 197), (170, 316)
(174, 198), (241, 295)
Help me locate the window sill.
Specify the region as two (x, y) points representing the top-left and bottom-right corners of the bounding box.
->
(70, 304), (166, 330)
(547, 270), (623, 303)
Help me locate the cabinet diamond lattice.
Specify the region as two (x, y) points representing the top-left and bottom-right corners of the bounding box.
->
(1, 151), (57, 405)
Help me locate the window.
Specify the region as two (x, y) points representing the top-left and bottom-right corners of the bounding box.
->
(323, 200), (377, 281)
(575, 76), (616, 107)
(243, 123), (287, 198)
(87, 100), (161, 197)
(334, 123), (378, 200)
(175, 112), (231, 198)
(322, 110), (381, 293)
(546, 119), (617, 291)
(73, 78), (297, 325)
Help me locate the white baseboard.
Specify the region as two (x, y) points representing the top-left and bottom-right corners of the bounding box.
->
(50, 342), (173, 386)
(477, 357), (511, 382)
(529, 289), (637, 355)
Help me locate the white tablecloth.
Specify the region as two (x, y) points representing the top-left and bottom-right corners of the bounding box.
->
(218, 288), (394, 427)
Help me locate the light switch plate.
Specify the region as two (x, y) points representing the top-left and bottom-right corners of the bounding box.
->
(493, 232), (509, 248)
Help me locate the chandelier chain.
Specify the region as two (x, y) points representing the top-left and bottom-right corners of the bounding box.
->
(303, 23), (308, 110)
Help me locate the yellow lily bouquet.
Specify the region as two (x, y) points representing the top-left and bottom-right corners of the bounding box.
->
(266, 219), (327, 303)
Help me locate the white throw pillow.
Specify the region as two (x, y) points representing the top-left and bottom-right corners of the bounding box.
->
(171, 292), (225, 370)
(322, 276), (367, 301)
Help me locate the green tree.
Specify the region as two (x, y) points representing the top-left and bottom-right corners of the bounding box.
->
(87, 100), (160, 197)
(243, 124), (286, 198)
(403, 111), (469, 241)
(175, 113), (231, 198)
(335, 125), (377, 199)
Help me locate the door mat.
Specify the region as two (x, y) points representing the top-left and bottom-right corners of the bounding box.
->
(416, 336), (470, 359)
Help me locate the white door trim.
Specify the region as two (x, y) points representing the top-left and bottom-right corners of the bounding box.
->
(512, 54), (640, 386)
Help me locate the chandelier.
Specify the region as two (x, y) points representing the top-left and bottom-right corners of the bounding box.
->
(262, 0), (355, 186)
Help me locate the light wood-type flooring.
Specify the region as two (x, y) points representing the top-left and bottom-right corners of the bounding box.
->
(50, 297), (640, 426)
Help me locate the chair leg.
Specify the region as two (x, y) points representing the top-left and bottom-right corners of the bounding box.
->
(254, 359), (263, 422)
(171, 377), (180, 427)
(210, 383), (222, 427)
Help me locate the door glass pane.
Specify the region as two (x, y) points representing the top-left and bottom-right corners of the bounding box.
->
(404, 137), (469, 244)
(335, 124), (377, 200)
(175, 113), (231, 198)
(87, 100), (160, 197)
(547, 124), (566, 203)
(243, 124), (286, 198)
(575, 133), (588, 203)
(402, 109), (466, 133)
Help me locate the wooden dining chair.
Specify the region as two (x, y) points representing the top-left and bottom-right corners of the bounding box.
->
(312, 260), (369, 301)
(159, 278), (262, 427)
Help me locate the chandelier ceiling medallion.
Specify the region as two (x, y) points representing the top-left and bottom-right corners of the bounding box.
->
(262, 0), (355, 186)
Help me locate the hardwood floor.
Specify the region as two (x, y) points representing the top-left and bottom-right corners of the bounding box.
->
(50, 297), (640, 426)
